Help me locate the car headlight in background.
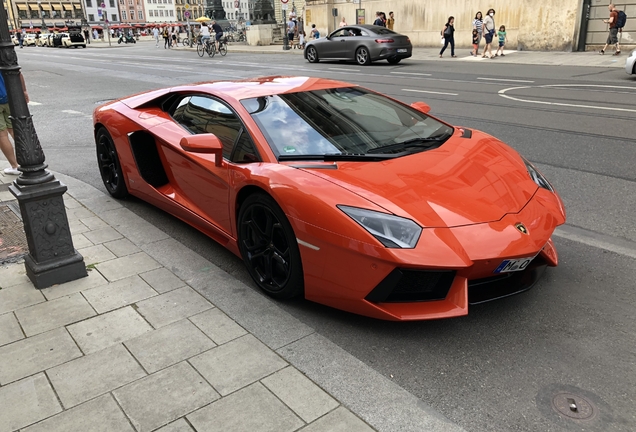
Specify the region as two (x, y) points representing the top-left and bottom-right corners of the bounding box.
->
(337, 205), (422, 248)
(523, 157), (554, 192)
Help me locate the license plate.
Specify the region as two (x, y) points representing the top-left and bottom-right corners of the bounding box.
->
(493, 257), (535, 274)
(397, 48), (407, 53)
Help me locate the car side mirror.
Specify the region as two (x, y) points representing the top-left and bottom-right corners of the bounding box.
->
(411, 101), (431, 114)
(180, 134), (224, 167)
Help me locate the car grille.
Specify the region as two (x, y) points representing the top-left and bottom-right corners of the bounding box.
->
(365, 269), (456, 303)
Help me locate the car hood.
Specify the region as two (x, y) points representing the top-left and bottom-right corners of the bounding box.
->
(302, 132), (539, 228)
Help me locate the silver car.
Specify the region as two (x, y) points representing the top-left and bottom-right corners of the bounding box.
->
(626, 49), (636, 75)
(304, 25), (412, 66)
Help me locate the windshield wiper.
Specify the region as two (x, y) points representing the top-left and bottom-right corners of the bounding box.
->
(279, 153), (395, 162)
(368, 134), (451, 154)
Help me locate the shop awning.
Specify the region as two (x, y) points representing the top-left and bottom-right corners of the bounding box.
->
(17, 4), (28, 10)
(52, 4), (62, 10)
(28, 4), (40, 10)
(40, 4), (52, 9)
(74, 3), (82, 9)
(63, 4), (73, 10)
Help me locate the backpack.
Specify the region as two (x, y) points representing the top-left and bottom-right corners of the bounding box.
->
(616, 10), (627, 29)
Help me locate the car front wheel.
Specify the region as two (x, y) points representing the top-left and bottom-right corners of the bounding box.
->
(238, 193), (304, 299)
(95, 127), (128, 199)
(306, 46), (319, 63)
(356, 46), (371, 65)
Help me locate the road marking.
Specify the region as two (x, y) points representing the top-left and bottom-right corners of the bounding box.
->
(28, 101), (41, 106)
(478, 77), (534, 83)
(391, 72), (432, 76)
(402, 89), (458, 96)
(499, 84), (636, 113)
(554, 225), (636, 260)
(62, 110), (84, 115)
(328, 67), (361, 72)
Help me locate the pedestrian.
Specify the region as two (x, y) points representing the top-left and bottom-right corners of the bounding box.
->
(600, 3), (621, 55)
(153, 27), (159, 47)
(287, 16), (295, 46)
(471, 11), (483, 56)
(200, 23), (211, 47)
(171, 28), (178, 47)
(387, 11), (395, 30)
(0, 72), (29, 176)
(93, 28), (98, 40)
(339, 17), (347, 28)
(373, 12), (383, 26)
(471, 29), (479, 57)
(439, 16), (456, 58)
(482, 8), (496, 59)
(495, 25), (507, 56)
(310, 24), (320, 39)
(162, 27), (170, 49)
(298, 30), (306, 49)
(211, 20), (223, 53)
(83, 29), (90, 44)
(381, 12), (387, 27)
(17, 30), (23, 49)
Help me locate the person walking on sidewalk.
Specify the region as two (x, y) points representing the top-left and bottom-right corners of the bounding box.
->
(439, 16), (456, 58)
(600, 3), (620, 55)
(0, 72), (29, 176)
(163, 27), (170, 49)
(387, 11), (395, 30)
(482, 8), (496, 58)
(472, 11), (483, 56)
(495, 25), (507, 56)
(153, 27), (159, 47)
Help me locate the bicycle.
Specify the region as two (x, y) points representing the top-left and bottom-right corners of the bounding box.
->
(197, 38), (215, 57)
(218, 37), (228, 56)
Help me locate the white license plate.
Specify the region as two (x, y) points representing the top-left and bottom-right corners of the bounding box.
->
(493, 257), (534, 274)
(397, 48), (407, 53)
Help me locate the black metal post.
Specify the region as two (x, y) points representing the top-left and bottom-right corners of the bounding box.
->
(282, 9), (289, 50)
(0, 7), (87, 288)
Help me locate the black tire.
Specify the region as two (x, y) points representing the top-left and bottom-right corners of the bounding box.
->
(197, 43), (204, 57)
(219, 44), (227, 56)
(182, 38), (189, 46)
(306, 46), (319, 63)
(118, 39), (122, 44)
(238, 193), (304, 299)
(82, 45), (86, 48)
(208, 44), (215, 57)
(95, 127), (128, 199)
(387, 57), (401, 64)
(356, 46), (371, 65)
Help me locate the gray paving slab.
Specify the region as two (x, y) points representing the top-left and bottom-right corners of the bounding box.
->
(82, 275), (158, 314)
(77, 244), (116, 266)
(68, 218), (90, 235)
(187, 382), (304, 432)
(15, 293), (97, 337)
(299, 406), (375, 432)
(67, 306), (153, 354)
(125, 319), (215, 373)
(99, 207), (170, 246)
(0, 263), (29, 288)
(113, 361), (219, 432)
(40, 268), (108, 300)
(83, 227), (124, 245)
(139, 267), (185, 294)
(67, 206), (94, 221)
(0, 312), (23, 347)
(190, 334), (287, 396)
(135, 286), (212, 329)
(79, 216), (109, 230)
(262, 366), (339, 423)
(0, 328), (82, 385)
(47, 344), (147, 408)
(79, 195), (125, 214)
(21, 393), (135, 432)
(189, 308), (247, 345)
(103, 238), (141, 257)
(0, 373), (62, 432)
(63, 195), (83, 209)
(154, 418), (194, 432)
(71, 233), (93, 249)
(0, 282), (45, 315)
(95, 251), (162, 282)
(278, 333), (466, 432)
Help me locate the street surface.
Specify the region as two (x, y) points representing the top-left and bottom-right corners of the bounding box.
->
(14, 43), (636, 431)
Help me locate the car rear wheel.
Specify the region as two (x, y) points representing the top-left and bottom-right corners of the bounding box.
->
(306, 46), (319, 63)
(95, 127), (128, 199)
(387, 57), (401, 64)
(356, 47), (371, 65)
(238, 193), (304, 299)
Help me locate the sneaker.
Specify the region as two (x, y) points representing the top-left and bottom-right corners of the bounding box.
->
(3, 167), (20, 175)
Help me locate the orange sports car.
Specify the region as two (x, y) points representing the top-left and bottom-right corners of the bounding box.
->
(93, 76), (566, 321)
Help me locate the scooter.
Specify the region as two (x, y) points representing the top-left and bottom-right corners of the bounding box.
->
(117, 34), (136, 44)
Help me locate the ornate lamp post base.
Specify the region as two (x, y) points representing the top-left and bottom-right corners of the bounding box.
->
(10, 179), (87, 289)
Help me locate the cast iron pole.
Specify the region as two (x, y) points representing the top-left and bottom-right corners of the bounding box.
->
(0, 6), (87, 288)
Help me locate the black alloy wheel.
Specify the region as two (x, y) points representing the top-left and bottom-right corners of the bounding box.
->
(356, 46), (371, 65)
(306, 46), (319, 63)
(95, 127), (128, 199)
(238, 193), (304, 299)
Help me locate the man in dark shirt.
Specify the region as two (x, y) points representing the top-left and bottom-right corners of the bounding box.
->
(211, 20), (223, 53)
(600, 3), (620, 55)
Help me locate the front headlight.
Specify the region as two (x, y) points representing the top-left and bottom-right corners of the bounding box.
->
(337, 205), (422, 248)
(523, 157), (554, 192)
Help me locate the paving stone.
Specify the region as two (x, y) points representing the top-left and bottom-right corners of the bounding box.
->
(67, 306), (152, 354)
(83, 227), (123, 245)
(187, 382), (303, 432)
(0, 373), (62, 431)
(125, 319), (215, 373)
(190, 334), (287, 396)
(299, 406), (375, 432)
(0, 312), (23, 347)
(0, 263), (29, 288)
(79, 195), (124, 214)
(113, 362), (219, 432)
(189, 308), (247, 345)
(63, 196), (83, 209)
(77, 244), (116, 266)
(79, 216), (109, 230)
(67, 207), (94, 221)
(135, 286), (212, 329)
(0, 282), (45, 314)
(68, 218), (89, 235)
(139, 267), (185, 294)
(47, 344), (147, 408)
(71, 233), (93, 249)
(22, 393), (135, 432)
(104, 238), (141, 257)
(16, 293), (97, 337)
(262, 367), (339, 423)
(82, 275), (158, 314)
(41, 269), (108, 300)
(100, 207), (170, 247)
(96, 251), (161, 282)
(0, 190), (13, 201)
(0, 328), (82, 385)
(154, 418), (194, 432)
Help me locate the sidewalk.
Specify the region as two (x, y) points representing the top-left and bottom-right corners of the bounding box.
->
(0, 161), (464, 432)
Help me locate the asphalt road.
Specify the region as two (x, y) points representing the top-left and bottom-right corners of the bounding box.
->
(13, 43), (636, 431)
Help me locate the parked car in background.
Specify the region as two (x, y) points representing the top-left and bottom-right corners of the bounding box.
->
(304, 24), (412, 65)
(61, 26), (86, 48)
(626, 49), (636, 75)
(24, 34), (37, 46)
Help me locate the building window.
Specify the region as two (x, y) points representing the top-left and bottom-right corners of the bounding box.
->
(88, 13), (94, 20)
(159, 9), (163, 16)
(111, 13), (116, 21)
(121, 10), (127, 19)
(169, 9), (173, 16)
(138, 10), (142, 18)
(86, 0), (92, 6)
(110, 0), (115, 6)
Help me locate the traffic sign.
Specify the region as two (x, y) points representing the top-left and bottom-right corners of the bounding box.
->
(184, 11), (190, 18)
(234, 0), (239, 8)
(184, 3), (190, 9)
(281, 3), (287, 9)
(101, 2), (105, 7)
(281, 0), (288, 3)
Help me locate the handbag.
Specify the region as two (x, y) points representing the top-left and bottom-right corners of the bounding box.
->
(440, 37), (445, 45)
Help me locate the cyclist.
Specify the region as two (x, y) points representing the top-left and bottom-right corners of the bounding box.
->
(200, 23), (211, 49)
(211, 20), (224, 53)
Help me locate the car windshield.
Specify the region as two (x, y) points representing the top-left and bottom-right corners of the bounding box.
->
(240, 87), (453, 159)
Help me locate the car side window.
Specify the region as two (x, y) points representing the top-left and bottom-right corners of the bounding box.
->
(231, 128), (261, 163)
(172, 95), (242, 160)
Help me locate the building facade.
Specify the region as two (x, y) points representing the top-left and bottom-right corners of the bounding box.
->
(84, 0), (120, 25)
(174, 0), (204, 21)
(6, 0), (86, 31)
(116, 0), (145, 23)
